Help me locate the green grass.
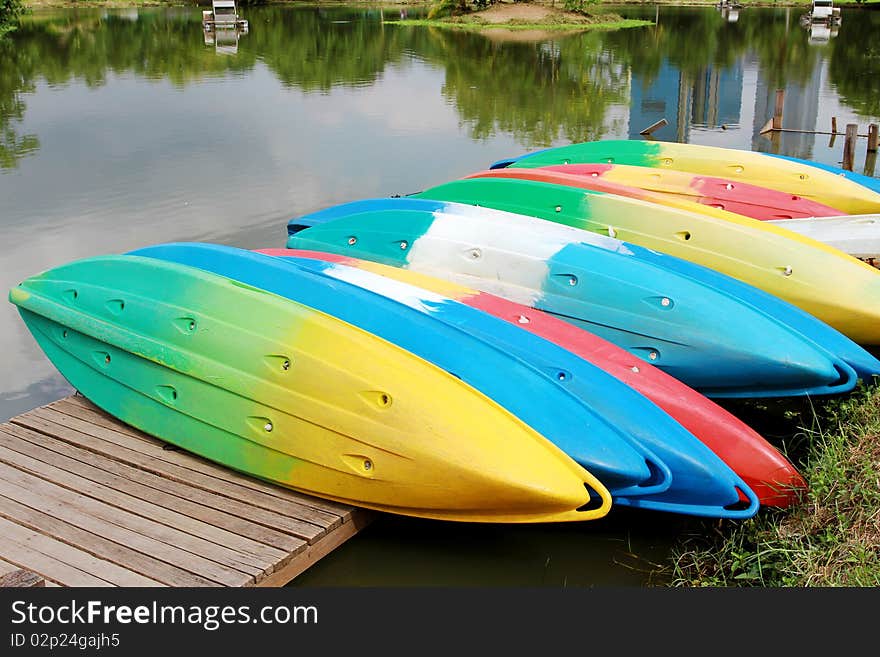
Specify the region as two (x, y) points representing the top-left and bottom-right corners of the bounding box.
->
(668, 385), (880, 587)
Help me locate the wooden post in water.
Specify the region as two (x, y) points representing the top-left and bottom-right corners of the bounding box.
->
(866, 124), (879, 176)
(864, 150), (877, 178)
(868, 124), (879, 152)
(843, 123), (858, 171)
(830, 117), (838, 147)
(773, 89), (785, 130)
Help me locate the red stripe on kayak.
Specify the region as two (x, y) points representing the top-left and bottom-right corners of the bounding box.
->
(525, 164), (843, 220)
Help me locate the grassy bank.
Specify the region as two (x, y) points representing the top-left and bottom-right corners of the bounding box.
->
(384, 17), (653, 31)
(669, 385), (880, 587)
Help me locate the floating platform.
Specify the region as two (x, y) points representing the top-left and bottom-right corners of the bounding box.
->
(0, 394), (373, 587)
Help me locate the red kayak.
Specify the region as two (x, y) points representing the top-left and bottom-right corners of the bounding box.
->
(468, 163), (843, 221)
(258, 247), (807, 507)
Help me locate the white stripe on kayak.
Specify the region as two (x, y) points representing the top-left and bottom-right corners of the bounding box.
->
(402, 202), (633, 306)
(320, 261), (450, 314)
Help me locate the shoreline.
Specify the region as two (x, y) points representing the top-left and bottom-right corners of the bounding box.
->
(19, 0), (856, 10)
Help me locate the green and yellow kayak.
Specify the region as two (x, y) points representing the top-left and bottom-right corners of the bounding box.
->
(9, 255), (609, 523)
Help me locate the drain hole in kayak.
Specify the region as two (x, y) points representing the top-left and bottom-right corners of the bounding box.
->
(637, 460), (667, 488)
(577, 484), (606, 512)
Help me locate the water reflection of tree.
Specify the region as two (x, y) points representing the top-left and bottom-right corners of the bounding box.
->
(0, 34), (39, 169)
(828, 13), (880, 117)
(250, 7), (406, 92)
(0, 7), (847, 169)
(0, 10), (259, 168)
(605, 8), (815, 88)
(743, 10), (818, 89)
(424, 29), (630, 148)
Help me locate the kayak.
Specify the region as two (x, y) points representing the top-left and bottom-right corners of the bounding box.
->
(768, 153), (880, 196)
(415, 174), (880, 345)
(535, 162), (844, 220)
(767, 215), (880, 262)
(286, 197), (859, 398)
(526, 164), (879, 262)
(491, 139), (880, 214)
(260, 247), (806, 508)
(9, 254), (608, 523)
(142, 244), (767, 517)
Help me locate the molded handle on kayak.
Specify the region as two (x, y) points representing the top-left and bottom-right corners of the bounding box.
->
(489, 157), (517, 170)
(602, 457), (674, 500)
(617, 480), (762, 520)
(701, 361), (859, 399)
(288, 218), (321, 236)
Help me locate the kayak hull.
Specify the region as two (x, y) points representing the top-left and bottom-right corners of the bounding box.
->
(261, 248), (806, 508)
(9, 255), (607, 523)
(418, 174), (880, 346)
(526, 163), (880, 262)
(498, 139), (880, 215)
(286, 198), (857, 398)
(538, 162), (843, 220)
(132, 243), (679, 503)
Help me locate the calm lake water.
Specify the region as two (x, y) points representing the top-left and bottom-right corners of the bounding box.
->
(1, 3), (877, 586)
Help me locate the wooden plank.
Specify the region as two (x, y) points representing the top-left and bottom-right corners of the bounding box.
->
(256, 510), (374, 587)
(0, 564), (45, 588)
(639, 118), (668, 136)
(54, 397), (356, 521)
(0, 464), (251, 586)
(14, 411), (335, 541)
(0, 458), (260, 581)
(0, 424), (303, 553)
(0, 556), (20, 578)
(29, 404), (347, 530)
(0, 436), (287, 572)
(0, 529), (114, 587)
(0, 516), (161, 587)
(0, 495), (210, 586)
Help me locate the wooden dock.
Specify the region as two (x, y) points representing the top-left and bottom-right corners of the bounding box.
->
(0, 395), (374, 587)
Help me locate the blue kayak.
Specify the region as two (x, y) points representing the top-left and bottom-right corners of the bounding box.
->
(285, 198), (858, 398)
(134, 243), (762, 518)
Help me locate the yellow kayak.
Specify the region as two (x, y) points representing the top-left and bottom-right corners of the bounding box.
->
(10, 253), (610, 523)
